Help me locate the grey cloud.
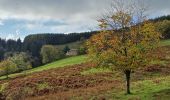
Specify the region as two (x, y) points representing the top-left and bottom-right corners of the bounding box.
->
(0, 0), (169, 21)
(0, 0), (110, 20)
(0, 0), (169, 37)
(144, 0), (170, 17)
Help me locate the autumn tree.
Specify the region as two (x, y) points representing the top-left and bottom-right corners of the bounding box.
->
(87, 0), (161, 94)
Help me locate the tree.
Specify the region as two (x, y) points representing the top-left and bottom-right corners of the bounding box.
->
(155, 20), (170, 39)
(9, 52), (32, 74)
(0, 59), (18, 79)
(40, 45), (64, 64)
(0, 48), (5, 61)
(78, 46), (86, 55)
(16, 38), (22, 52)
(0, 52), (32, 77)
(87, 0), (161, 94)
(23, 32), (95, 57)
(63, 45), (70, 54)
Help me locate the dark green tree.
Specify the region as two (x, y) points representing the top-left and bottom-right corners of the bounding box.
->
(63, 45), (70, 53)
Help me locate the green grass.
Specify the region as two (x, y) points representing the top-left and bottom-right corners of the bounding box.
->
(29, 55), (87, 73)
(0, 55), (87, 80)
(122, 76), (170, 100)
(160, 39), (170, 46)
(91, 76), (170, 100)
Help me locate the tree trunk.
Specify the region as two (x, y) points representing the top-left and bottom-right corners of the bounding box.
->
(125, 70), (131, 94)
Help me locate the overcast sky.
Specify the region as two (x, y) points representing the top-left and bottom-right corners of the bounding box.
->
(0, 0), (169, 40)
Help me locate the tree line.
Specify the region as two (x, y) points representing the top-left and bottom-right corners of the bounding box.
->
(0, 31), (95, 78)
(0, 31), (96, 65)
(23, 31), (96, 57)
(0, 38), (22, 60)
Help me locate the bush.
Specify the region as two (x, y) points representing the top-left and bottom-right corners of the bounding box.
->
(0, 59), (18, 78)
(156, 20), (170, 39)
(78, 46), (86, 55)
(31, 57), (42, 68)
(8, 52), (32, 72)
(41, 45), (65, 64)
(0, 52), (33, 77)
(63, 45), (70, 54)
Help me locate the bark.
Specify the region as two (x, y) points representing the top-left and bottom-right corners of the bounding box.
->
(125, 70), (131, 94)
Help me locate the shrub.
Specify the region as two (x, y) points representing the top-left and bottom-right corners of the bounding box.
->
(63, 45), (70, 54)
(8, 52), (32, 72)
(0, 59), (18, 78)
(78, 46), (86, 55)
(41, 45), (65, 64)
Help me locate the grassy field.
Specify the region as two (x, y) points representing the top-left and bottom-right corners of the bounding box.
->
(0, 55), (87, 80)
(160, 39), (170, 46)
(29, 55), (87, 72)
(87, 76), (170, 100)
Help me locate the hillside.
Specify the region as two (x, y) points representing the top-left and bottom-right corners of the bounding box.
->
(0, 41), (170, 99)
(0, 55), (87, 80)
(0, 46), (170, 99)
(0, 0), (170, 99)
(0, 39), (170, 80)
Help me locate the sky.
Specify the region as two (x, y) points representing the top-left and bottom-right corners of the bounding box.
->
(0, 0), (169, 40)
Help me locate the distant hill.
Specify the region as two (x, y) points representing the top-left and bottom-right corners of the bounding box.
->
(24, 31), (97, 45)
(23, 31), (97, 57)
(150, 15), (170, 22)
